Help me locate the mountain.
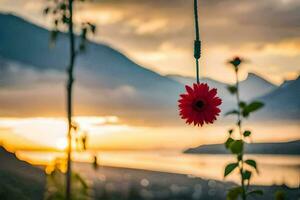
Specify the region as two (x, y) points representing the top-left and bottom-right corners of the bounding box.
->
(239, 73), (277, 100)
(0, 13), (183, 125)
(277, 79), (294, 88)
(167, 73), (277, 101)
(0, 146), (45, 199)
(165, 75), (226, 89)
(0, 13), (298, 124)
(184, 140), (300, 155)
(166, 75), (228, 97)
(255, 75), (300, 119)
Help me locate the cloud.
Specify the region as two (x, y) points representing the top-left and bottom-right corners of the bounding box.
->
(128, 18), (168, 35)
(0, 57), (64, 88)
(0, 0), (299, 84)
(75, 7), (124, 25)
(259, 38), (300, 57)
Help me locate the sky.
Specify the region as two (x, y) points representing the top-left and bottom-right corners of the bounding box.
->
(1, 117), (299, 152)
(0, 0), (299, 152)
(0, 0), (299, 84)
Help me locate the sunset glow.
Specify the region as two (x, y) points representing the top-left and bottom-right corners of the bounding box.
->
(0, 1), (299, 199)
(0, 117), (299, 153)
(55, 138), (68, 151)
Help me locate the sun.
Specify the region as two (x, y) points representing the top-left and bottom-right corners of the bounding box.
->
(55, 138), (68, 151)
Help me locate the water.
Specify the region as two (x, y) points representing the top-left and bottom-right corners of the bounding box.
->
(16, 150), (300, 188)
(2, 117), (299, 188)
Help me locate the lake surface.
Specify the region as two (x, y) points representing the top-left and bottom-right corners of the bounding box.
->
(17, 150), (300, 188)
(2, 117), (299, 188)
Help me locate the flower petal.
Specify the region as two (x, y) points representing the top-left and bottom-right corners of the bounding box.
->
(178, 83), (222, 126)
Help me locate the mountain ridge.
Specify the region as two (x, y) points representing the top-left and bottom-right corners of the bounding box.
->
(0, 13), (183, 125)
(167, 72), (278, 102)
(0, 13), (299, 124)
(0, 146), (45, 199)
(184, 140), (300, 155)
(255, 75), (300, 119)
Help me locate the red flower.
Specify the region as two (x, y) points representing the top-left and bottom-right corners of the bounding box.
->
(178, 83), (222, 126)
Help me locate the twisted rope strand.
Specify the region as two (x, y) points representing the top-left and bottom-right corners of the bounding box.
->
(194, 0), (201, 84)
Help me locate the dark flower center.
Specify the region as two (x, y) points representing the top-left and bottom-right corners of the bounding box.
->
(195, 100), (205, 109)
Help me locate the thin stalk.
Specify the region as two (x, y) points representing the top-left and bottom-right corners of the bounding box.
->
(194, 0), (201, 83)
(66, 0), (75, 199)
(235, 70), (242, 136)
(234, 69), (246, 200)
(194, 0), (200, 42)
(239, 161), (246, 200)
(196, 59), (200, 84)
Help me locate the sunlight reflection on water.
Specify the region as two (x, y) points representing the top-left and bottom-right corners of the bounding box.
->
(1, 117), (299, 187)
(16, 150), (300, 188)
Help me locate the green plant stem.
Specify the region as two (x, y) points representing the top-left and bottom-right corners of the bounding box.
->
(235, 69), (242, 136)
(239, 160), (246, 200)
(235, 69), (246, 200)
(66, 0), (75, 200)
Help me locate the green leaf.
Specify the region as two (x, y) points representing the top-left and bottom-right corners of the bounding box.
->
(62, 15), (69, 24)
(242, 111), (250, 118)
(243, 130), (251, 137)
(245, 159), (257, 171)
(248, 190), (263, 196)
(88, 23), (96, 34)
(229, 140), (243, 154)
(248, 101), (264, 111)
(242, 101), (264, 117)
(224, 163), (238, 177)
(275, 190), (285, 200)
(225, 110), (239, 116)
(59, 3), (67, 10)
(242, 170), (252, 180)
(228, 129), (234, 135)
(239, 101), (246, 109)
(43, 7), (50, 15)
(227, 85), (237, 94)
(225, 137), (234, 149)
(226, 186), (243, 200)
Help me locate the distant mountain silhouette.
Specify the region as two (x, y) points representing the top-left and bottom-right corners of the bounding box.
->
(167, 73), (280, 117)
(166, 75), (229, 97)
(0, 13), (183, 125)
(0, 146), (45, 199)
(184, 140), (300, 155)
(255, 76), (300, 119)
(167, 73), (277, 101)
(0, 13), (298, 124)
(239, 73), (277, 100)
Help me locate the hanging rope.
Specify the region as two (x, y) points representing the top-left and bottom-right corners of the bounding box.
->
(194, 0), (201, 84)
